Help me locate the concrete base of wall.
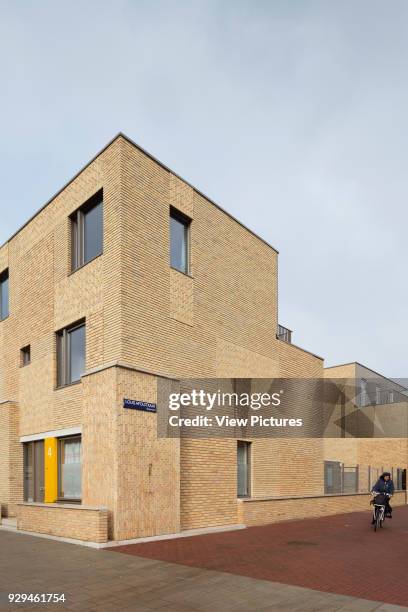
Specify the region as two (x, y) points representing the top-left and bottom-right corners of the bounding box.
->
(102, 523), (246, 548)
(1, 519), (246, 549)
(238, 491), (407, 526)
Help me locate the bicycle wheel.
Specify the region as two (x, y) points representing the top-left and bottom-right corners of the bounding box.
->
(375, 508), (381, 531)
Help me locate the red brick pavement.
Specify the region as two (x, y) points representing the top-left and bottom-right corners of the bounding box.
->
(110, 505), (408, 606)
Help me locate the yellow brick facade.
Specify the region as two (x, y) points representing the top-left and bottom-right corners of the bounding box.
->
(17, 503), (108, 543)
(239, 490), (407, 526)
(0, 134), (406, 542)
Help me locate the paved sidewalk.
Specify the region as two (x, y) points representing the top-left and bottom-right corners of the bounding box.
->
(111, 506), (408, 608)
(0, 530), (405, 611)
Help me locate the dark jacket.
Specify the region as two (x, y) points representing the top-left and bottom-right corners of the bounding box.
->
(372, 475), (394, 495)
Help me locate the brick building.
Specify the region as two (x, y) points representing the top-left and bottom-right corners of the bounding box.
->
(0, 134), (406, 544)
(323, 362), (408, 496)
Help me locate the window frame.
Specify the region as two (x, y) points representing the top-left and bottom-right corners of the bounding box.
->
(0, 269), (9, 321)
(23, 440), (45, 503)
(71, 191), (103, 272)
(237, 440), (251, 498)
(324, 460), (342, 494)
(396, 467), (406, 491)
(58, 434), (82, 503)
(170, 207), (191, 276)
(20, 345), (31, 367)
(56, 320), (86, 388)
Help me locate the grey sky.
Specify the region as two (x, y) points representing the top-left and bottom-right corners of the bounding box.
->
(1, 1), (407, 376)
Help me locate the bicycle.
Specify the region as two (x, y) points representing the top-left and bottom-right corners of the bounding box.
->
(371, 492), (390, 531)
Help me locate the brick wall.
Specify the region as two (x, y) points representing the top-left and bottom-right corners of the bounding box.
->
(239, 490), (407, 526)
(277, 340), (323, 378)
(0, 401), (22, 516)
(115, 368), (180, 540)
(17, 503), (108, 543)
(82, 366), (181, 541)
(181, 439), (238, 530)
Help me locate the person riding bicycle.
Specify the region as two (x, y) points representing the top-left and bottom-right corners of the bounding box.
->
(371, 472), (394, 522)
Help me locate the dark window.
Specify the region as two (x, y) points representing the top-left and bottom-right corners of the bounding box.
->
(23, 440), (44, 502)
(71, 192), (103, 271)
(396, 468), (406, 491)
(324, 460), (342, 494)
(343, 465), (359, 493)
(324, 461), (359, 494)
(0, 269), (9, 320)
(58, 435), (82, 501)
(170, 208), (190, 274)
(57, 321), (86, 387)
(237, 441), (251, 497)
(21, 345), (31, 366)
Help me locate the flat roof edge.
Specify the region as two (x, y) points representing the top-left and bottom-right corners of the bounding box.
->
(277, 338), (324, 361)
(1, 132), (279, 255)
(1, 133), (122, 250)
(325, 361), (408, 390)
(324, 362), (356, 370)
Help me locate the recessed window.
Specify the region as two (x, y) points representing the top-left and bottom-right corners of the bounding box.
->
(170, 208), (190, 274)
(324, 460), (342, 494)
(58, 435), (82, 501)
(21, 345), (31, 366)
(0, 269), (9, 320)
(396, 468), (406, 491)
(71, 191), (103, 271)
(56, 321), (86, 387)
(237, 441), (251, 497)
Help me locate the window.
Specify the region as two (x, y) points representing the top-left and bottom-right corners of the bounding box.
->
(58, 436), (82, 501)
(237, 441), (251, 497)
(170, 208), (190, 274)
(71, 192), (103, 271)
(343, 465), (359, 493)
(396, 468), (406, 491)
(0, 269), (9, 320)
(324, 461), (342, 494)
(57, 321), (85, 387)
(324, 461), (358, 494)
(21, 345), (31, 366)
(23, 441), (44, 502)
(359, 379), (368, 407)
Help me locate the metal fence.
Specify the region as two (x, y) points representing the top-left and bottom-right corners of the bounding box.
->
(324, 462), (406, 495)
(277, 324), (292, 343)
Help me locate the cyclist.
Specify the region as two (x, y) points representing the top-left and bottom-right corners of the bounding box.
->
(371, 472), (394, 523)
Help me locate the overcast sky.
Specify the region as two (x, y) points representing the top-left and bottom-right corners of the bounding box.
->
(1, 1), (407, 377)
